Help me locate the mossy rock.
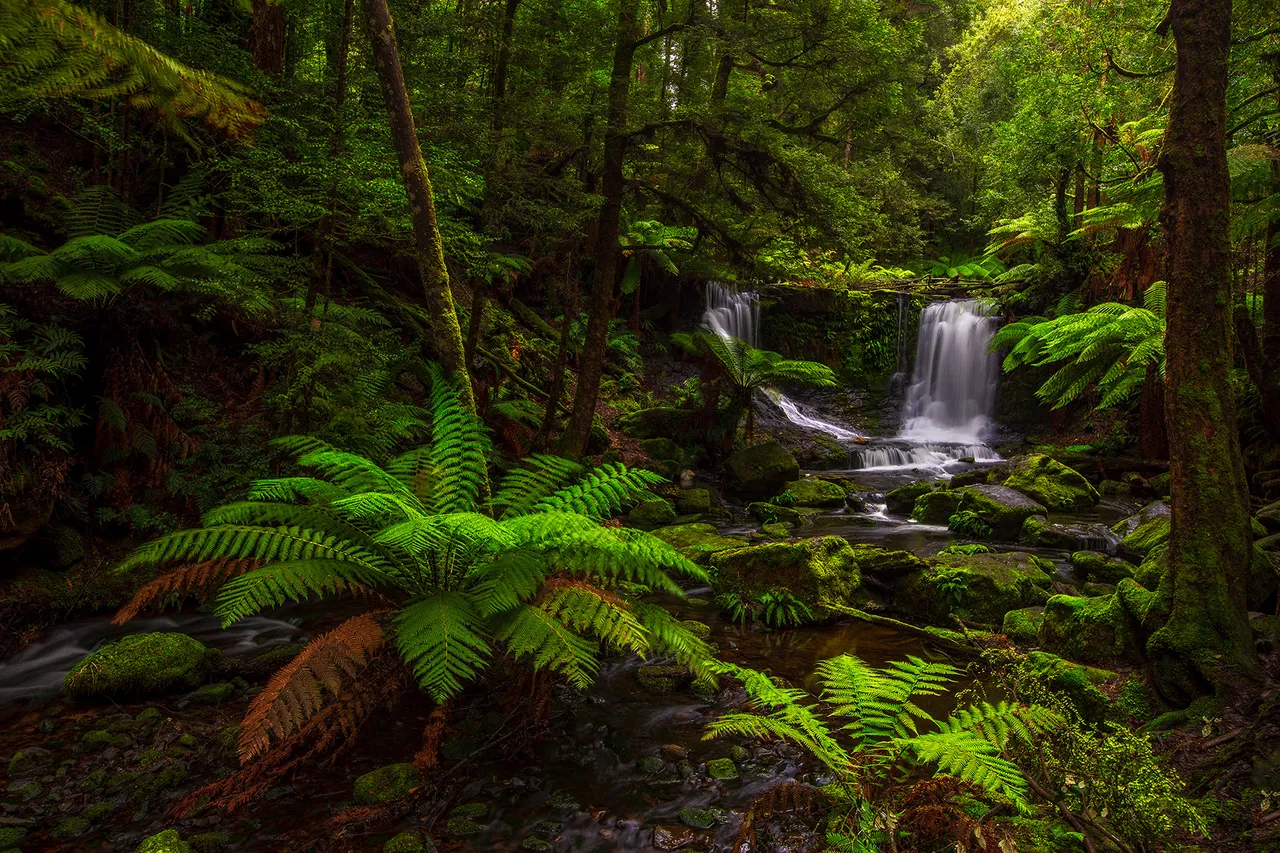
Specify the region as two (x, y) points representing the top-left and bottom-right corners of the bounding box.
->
(617, 407), (700, 442)
(1119, 516), (1170, 560)
(628, 498), (677, 530)
(679, 619), (712, 640)
(705, 757), (738, 779)
(353, 763), (419, 806)
(52, 816), (92, 839)
(65, 633), (216, 700)
(896, 551), (1054, 625)
(446, 817), (484, 838)
(1112, 500), (1170, 538)
(1147, 472), (1171, 498)
(1024, 651), (1118, 723)
(1251, 613), (1280, 642)
(650, 523), (745, 565)
(724, 440), (800, 499)
(949, 470), (989, 488)
(7, 747), (52, 777)
(1002, 607), (1044, 644)
(911, 490), (961, 525)
(636, 664), (690, 695)
(192, 682), (234, 704)
(674, 488), (712, 514)
(759, 521), (793, 539)
(1019, 516), (1116, 551)
(520, 839), (552, 852)
(1003, 455), (1099, 512)
(188, 833), (232, 853)
(1257, 500), (1280, 534)
(680, 807), (718, 829)
(843, 544), (927, 578)
(1070, 551), (1135, 584)
(637, 756), (665, 774)
(747, 502), (808, 526)
(1133, 545), (1166, 589)
(781, 477), (846, 507)
(955, 485), (1046, 539)
(1098, 479), (1129, 496)
(885, 480), (936, 515)
(709, 536), (864, 613)
(642, 437), (684, 462)
(1038, 594), (1140, 664)
(0, 829), (26, 848)
(383, 833), (429, 853)
(1250, 545), (1279, 611)
(135, 830), (193, 853)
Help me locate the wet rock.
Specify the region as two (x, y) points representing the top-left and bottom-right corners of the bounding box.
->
(759, 522), (793, 539)
(353, 763), (419, 806)
(725, 441), (800, 499)
(1147, 472), (1171, 498)
(451, 803), (488, 819)
(730, 745), (750, 763)
(710, 536), (864, 613)
(628, 498), (677, 530)
(192, 682), (234, 705)
(445, 817), (484, 838)
(520, 838), (552, 852)
(1071, 551), (1135, 584)
(1038, 593), (1140, 663)
(896, 551), (1054, 625)
(6, 780), (41, 801)
(135, 829), (193, 853)
(674, 488), (712, 515)
(1111, 500), (1170, 538)
(845, 544), (927, 579)
(0, 828), (27, 848)
(706, 757), (738, 779)
(1118, 515), (1169, 560)
(911, 490), (961, 525)
(781, 477), (846, 507)
(679, 808), (717, 829)
(188, 832), (232, 853)
(52, 816), (91, 838)
(949, 470), (989, 488)
(660, 743), (689, 762)
(64, 633), (216, 700)
(1098, 479), (1129, 496)
(652, 825), (704, 850)
(885, 480), (936, 515)
(643, 437), (684, 462)
(637, 756), (666, 774)
(1019, 517), (1119, 552)
(650, 523), (746, 565)
(7, 747), (53, 776)
(955, 486), (1046, 539)
(1001, 607), (1043, 644)
(637, 664), (690, 695)
(747, 502), (809, 527)
(1003, 455), (1099, 511)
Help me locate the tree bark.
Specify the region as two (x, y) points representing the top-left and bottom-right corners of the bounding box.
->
(249, 0), (286, 75)
(1137, 364), (1169, 460)
(562, 0), (640, 458)
(360, 0), (474, 409)
(1146, 0), (1256, 704)
(1264, 153), (1280, 360)
(1234, 306), (1280, 438)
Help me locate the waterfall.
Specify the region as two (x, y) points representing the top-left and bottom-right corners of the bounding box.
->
(900, 299), (1000, 444)
(700, 282), (861, 442)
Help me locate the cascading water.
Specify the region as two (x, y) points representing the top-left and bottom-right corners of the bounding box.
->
(701, 282), (862, 442)
(851, 299), (1002, 471)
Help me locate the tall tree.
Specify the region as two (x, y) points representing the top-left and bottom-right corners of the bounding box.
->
(359, 0), (474, 409)
(1146, 0), (1256, 703)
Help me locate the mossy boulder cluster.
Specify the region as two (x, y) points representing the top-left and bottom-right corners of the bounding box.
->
(780, 477), (847, 507)
(1003, 454), (1100, 511)
(896, 551), (1054, 625)
(711, 536), (865, 612)
(64, 633), (216, 700)
(650, 523), (746, 565)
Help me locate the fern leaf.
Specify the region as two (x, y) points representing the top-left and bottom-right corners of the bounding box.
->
(396, 592), (492, 702)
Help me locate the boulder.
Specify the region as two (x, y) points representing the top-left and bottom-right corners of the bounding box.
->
(1019, 517), (1120, 552)
(650, 523), (746, 565)
(1118, 515), (1170, 560)
(1004, 455), (1100, 511)
(641, 437), (684, 462)
(1002, 607), (1044, 644)
(781, 477), (846, 507)
(617, 407), (700, 442)
(955, 485), (1046, 539)
(1071, 551), (1135, 584)
(1024, 651), (1118, 722)
(844, 544), (928, 579)
(747, 502), (808, 526)
(1112, 500), (1170, 538)
(1134, 545), (1166, 589)
(1038, 593), (1140, 663)
(911, 490), (961, 525)
(1098, 479), (1129, 496)
(895, 551), (1054, 625)
(949, 470), (989, 488)
(673, 488), (711, 515)
(1147, 472), (1171, 498)
(886, 481), (936, 515)
(710, 537), (864, 612)
(724, 440), (800, 499)
(65, 633), (216, 700)
(628, 498), (677, 530)
(353, 763), (419, 805)
(135, 830), (192, 853)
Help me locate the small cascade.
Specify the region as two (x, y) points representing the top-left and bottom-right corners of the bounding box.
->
(701, 282), (863, 442)
(854, 442), (1002, 471)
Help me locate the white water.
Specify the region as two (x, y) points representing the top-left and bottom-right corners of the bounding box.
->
(702, 281), (863, 441)
(900, 299), (1001, 444)
(855, 442), (1002, 471)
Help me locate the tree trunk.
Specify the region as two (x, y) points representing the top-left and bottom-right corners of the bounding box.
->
(249, 0), (286, 75)
(562, 0), (640, 458)
(1137, 365), (1169, 460)
(1234, 306), (1280, 438)
(1146, 0), (1256, 704)
(360, 0), (474, 409)
(1264, 154), (1280, 361)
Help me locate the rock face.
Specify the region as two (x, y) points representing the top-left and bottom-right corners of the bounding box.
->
(710, 537), (863, 611)
(650, 523), (746, 565)
(353, 763), (420, 805)
(782, 477), (847, 507)
(955, 485), (1046, 539)
(725, 440), (800, 499)
(895, 551), (1054, 625)
(64, 633), (215, 700)
(1003, 455), (1099, 511)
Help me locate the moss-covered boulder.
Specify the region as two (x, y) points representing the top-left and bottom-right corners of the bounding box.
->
(135, 830), (192, 853)
(674, 488), (711, 515)
(1019, 516), (1119, 551)
(886, 480), (936, 515)
(911, 490), (961, 525)
(1003, 455), (1099, 511)
(1112, 500), (1170, 538)
(650, 523), (746, 565)
(1002, 607), (1044, 644)
(1147, 472), (1171, 498)
(781, 477), (846, 507)
(844, 544), (928, 579)
(385, 831), (431, 853)
(1023, 651), (1118, 722)
(617, 407), (700, 442)
(353, 763), (419, 806)
(759, 522), (793, 539)
(705, 757), (738, 779)
(642, 437), (683, 462)
(747, 502), (808, 526)
(955, 485), (1046, 539)
(1071, 551), (1135, 584)
(895, 551), (1054, 625)
(628, 498), (677, 530)
(1118, 515), (1170, 560)
(65, 633), (215, 700)
(1038, 594), (1140, 663)
(725, 440), (800, 499)
(710, 537), (864, 612)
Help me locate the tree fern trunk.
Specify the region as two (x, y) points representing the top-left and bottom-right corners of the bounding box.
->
(1147, 0), (1256, 704)
(360, 0), (474, 411)
(249, 0), (286, 75)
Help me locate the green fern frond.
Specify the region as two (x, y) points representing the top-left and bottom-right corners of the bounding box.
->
(396, 592), (492, 702)
(215, 559), (390, 624)
(427, 363), (491, 513)
(538, 583), (650, 655)
(494, 603), (601, 688)
(533, 463), (665, 520)
(492, 454), (585, 519)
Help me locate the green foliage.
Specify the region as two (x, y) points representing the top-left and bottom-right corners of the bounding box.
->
(716, 590), (813, 628)
(948, 510), (993, 540)
(120, 364), (712, 710)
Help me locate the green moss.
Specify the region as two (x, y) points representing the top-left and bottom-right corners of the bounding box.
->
(747, 501), (808, 526)
(758, 521), (792, 538)
(680, 807), (717, 829)
(1248, 545), (1278, 610)
(134, 829), (193, 853)
(1024, 651), (1117, 723)
(627, 498), (676, 530)
(189, 833), (233, 853)
(1038, 594), (1140, 663)
(637, 756), (665, 774)
(710, 536), (864, 613)
(446, 817), (484, 838)
(781, 477), (846, 507)
(353, 763), (420, 806)
(956, 485), (1046, 539)
(674, 488), (711, 514)
(65, 633), (214, 700)
(724, 440), (800, 499)
(679, 619), (711, 640)
(1003, 455), (1099, 511)
(1147, 472), (1171, 497)
(83, 802), (117, 821)
(1070, 551), (1135, 584)
(451, 803), (488, 819)
(1134, 545), (1167, 589)
(636, 664), (688, 694)
(616, 407), (700, 442)
(0, 829), (26, 848)
(192, 682), (234, 704)
(1002, 607), (1044, 644)
(642, 437), (683, 462)
(705, 757), (738, 779)
(896, 551), (1053, 625)
(81, 729), (122, 751)
(1098, 479), (1129, 496)
(885, 480), (936, 515)
(649, 523), (745, 565)
(53, 816), (92, 838)
(911, 490), (961, 525)
(521, 838), (552, 852)
(1120, 516), (1170, 559)
(8, 748), (53, 776)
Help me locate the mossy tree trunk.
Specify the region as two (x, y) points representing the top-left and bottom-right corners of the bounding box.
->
(249, 0), (286, 75)
(1146, 0), (1256, 704)
(562, 0), (640, 458)
(360, 0), (474, 411)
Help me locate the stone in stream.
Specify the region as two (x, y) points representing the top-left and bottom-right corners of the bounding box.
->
(724, 440), (800, 499)
(652, 825), (708, 850)
(780, 477), (847, 507)
(709, 537), (865, 613)
(911, 490), (961, 525)
(385, 831), (435, 853)
(64, 633), (217, 701)
(705, 757), (738, 779)
(1003, 454), (1099, 512)
(1019, 516), (1119, 552)
(885, 480), (936, 515)
(1117, 514), (1170, 560)
(134, 830), (192, 853)
(649, 523), (745, 565)
(1111, 500), (1170, 538)
(954, 485), (1046, 539)
(1071, 551), (1136, 584)
(895, 551), (1054, 625)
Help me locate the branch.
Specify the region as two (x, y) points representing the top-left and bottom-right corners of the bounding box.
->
(1103, 48), (1174, 79)
(632, 22), (688, 49)
(1228, 107), (1280, 138)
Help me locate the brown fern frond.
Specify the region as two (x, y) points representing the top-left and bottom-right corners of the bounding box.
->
(734, 781), (833, 852)
(175, 651), (407, 816)
(413, 699), (452, 770)
(238, 612), (388, 763)
(898, 776), (995, 853)
(538, 577), (627, 607)
(113, 558), (256, 624)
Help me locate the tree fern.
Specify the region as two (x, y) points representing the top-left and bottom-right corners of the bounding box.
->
(115, 362), (712, 765)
